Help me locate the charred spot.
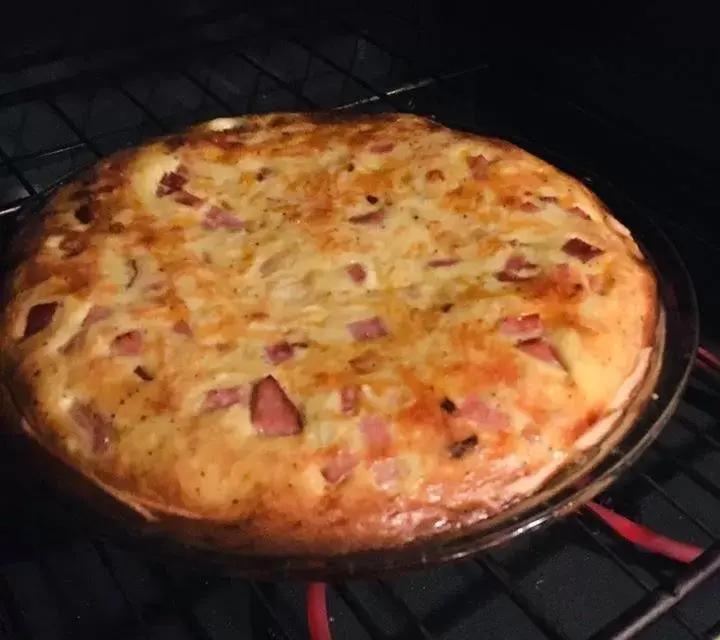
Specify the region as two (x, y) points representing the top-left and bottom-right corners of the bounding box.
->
(346, 163), (355, 172)
(365, 194), (379, 204)
(440, 397), (457, 414)
(440, 303), (454, 313)
(108, 222), (126, 234)
(133, 366), (154, 382)
(448, 435), (478, 459)
(74, 204), (93, 224)
(256, 167), (272, 182)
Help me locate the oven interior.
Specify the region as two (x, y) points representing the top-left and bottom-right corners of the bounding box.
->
(1, 2), (720, 639)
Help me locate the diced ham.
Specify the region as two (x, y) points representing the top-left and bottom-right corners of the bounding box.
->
(340, 385), (361, 414)
(156, 169), (188, 197)
(346, 263), (367, 284)
(368, 141), (395, 154)
(23, 302), (58, 338)
(250, 375), (303, 436)
(202, 207), (246, 230)
(496, 254), (539, 282)
(360, 415), (391, 450)
(562, 238), (604, 263)
(568, 206), (591, 220)
(347, 316), (388, 342)
(427, 258), (460, 268)
(321, 451), (357, 484)
(454, 395), (510, 430)
(203, 386), (249, 411)
(173, 319), (193, 336)
(349, 210), (386, 225)
(448, 435), (479, 459)
(371, 458), (399, 489)
(499, 313), (544, 339)
(505, 254), (533, 271)
(519, 202), (540, 213)
(111, 331), (142, 356)
(516, 337), (566, 370)
(467, 155), (490, 180)
(68, 401), (115, 454)
(174, 191), (205, 208)
(265, 341), (294, 365)
(134, 366), (154, 381)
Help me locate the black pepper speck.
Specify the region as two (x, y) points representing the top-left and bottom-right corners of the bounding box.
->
(440, 397), (457, 414)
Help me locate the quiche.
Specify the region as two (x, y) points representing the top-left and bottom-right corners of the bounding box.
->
(0, 112), (659, 554)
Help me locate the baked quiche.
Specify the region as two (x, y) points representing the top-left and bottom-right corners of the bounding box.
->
(0, 112), (659, 554)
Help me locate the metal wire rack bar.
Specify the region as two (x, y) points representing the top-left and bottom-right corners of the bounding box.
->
(476, 555), (571, 640)
(590, 542), (720, 640)
(374, 581), (435, 640)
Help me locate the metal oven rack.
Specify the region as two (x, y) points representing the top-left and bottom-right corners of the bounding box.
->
(2, 3), (720, 638)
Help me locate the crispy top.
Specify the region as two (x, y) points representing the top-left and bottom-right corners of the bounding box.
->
(0, 113), (657, 553)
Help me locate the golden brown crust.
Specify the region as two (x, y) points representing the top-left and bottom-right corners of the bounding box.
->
(0, 112), (659, 554)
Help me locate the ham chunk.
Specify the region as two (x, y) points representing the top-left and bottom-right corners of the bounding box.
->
(347, 317), (388, 342)
(23, 302), (58, 339)
(499, 313), (544, 339)
(360, 415), (391, 450)
(68, 401), (115, 454)
(111, 331), (142, 356)
(203, 386), (249, 411)
(203, 207), (245, 230)
(517, 337), (566, 370)
(346, 263), (367, 284)
(250, 376), (302, 436)
(454, 395), (509, 430)
(562, 238), (604, 263)
(496, 254), (539, 282)
(264, 341), (294, 365)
